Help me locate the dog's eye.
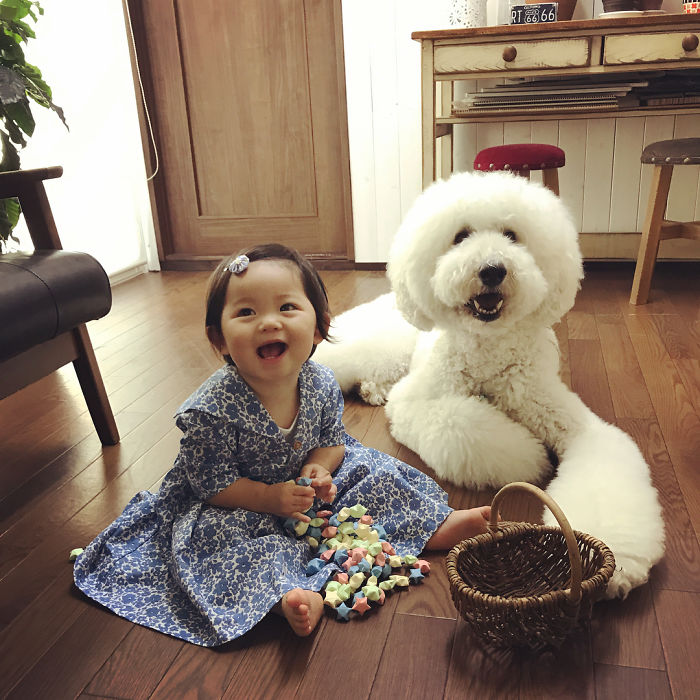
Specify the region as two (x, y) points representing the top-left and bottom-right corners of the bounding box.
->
(454, 228), (472, 245)
(503, 229), (517, 242)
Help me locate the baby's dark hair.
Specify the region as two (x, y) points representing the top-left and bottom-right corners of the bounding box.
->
(205, 243), (332, 363)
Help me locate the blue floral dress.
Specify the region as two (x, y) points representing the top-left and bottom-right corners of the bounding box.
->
(73, 361), (452, 646)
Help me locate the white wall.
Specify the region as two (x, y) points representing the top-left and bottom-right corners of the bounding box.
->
(342, 0), (691, 263)
(12, 0), (158, 280)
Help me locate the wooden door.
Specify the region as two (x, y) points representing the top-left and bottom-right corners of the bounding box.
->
(127, 0), (353, 268)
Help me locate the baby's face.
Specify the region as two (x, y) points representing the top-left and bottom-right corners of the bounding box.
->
(216, 259), (321, 389)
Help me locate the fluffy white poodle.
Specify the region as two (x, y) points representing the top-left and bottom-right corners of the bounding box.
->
(315, 171), (664, 598)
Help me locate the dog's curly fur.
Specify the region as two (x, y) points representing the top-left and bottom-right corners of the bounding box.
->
(315, 171), (665, 598)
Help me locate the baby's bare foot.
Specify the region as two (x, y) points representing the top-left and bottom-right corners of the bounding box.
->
(425, 506), (492, 550)
(281, 589), (324, 636)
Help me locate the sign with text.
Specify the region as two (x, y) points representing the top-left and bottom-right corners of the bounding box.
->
(511, 3), (558, 24)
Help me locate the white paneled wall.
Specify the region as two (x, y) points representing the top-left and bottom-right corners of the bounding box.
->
(343, 0), (699, 262)
(454, 112), (700, 258)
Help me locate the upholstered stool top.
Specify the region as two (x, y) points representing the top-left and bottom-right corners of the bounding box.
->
(641, 138), (700, 165)
(473, 144), (566, 172)
(0, 250), (112, 361)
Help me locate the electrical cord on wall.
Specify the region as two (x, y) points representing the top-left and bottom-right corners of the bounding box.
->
(123, 0), (160, 182)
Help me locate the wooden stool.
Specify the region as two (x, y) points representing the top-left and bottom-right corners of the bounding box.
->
(630, 138), (700, 305)
(473, 144), (566, 195)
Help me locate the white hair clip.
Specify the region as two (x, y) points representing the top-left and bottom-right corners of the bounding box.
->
(228, 254), (249, 275)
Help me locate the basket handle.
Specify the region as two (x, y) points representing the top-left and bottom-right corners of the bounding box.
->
(489, 482), (582, 603)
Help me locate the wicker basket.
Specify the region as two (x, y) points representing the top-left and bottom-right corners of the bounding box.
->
(447, 482), (616, 650)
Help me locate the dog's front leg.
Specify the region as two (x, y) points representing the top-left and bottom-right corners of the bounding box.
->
(385, 372), (550, 488)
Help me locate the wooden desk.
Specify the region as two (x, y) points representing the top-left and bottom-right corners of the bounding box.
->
(413, 14), (700, 188)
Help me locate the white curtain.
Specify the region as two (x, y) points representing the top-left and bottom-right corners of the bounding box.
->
(13, 0), (158, 279)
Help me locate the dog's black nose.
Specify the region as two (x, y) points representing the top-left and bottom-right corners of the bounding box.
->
(479, 264), (507, 287)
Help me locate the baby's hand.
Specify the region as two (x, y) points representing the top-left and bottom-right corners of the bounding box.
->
(300, 463), (337, 503)
(268, 480), (315, 521)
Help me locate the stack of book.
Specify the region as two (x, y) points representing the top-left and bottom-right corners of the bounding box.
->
(451, 71), (700, 115)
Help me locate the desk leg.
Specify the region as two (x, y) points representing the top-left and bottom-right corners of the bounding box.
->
(439, 81), (453, 180)
(421, 40), (435, 189)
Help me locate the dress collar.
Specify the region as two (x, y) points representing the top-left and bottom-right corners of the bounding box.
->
(176, 362), (313, 439)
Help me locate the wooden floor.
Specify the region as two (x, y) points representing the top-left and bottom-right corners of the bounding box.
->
(1, 263), (699, 700)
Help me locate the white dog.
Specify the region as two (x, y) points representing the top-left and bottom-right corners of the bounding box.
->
(315, 171), (664, 598)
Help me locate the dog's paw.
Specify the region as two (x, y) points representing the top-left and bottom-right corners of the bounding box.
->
(603, 565), (647, 600)
(358, 381), (389, 406)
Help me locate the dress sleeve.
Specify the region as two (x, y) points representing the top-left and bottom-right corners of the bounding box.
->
(175, 410), (240, 500)
(318, 377), (346, 448)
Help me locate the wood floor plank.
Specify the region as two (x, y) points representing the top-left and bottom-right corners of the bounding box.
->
(395, 551), (457, 620)
(596, 314), (656, 420)
(566, 311), (598, 340)
(84, 625), (184, 700)
(370, 613), (456, 699)
(444, 619), (521, 699)
(0, 410), (148, 538)
(220, 614), (323, 699)
(594, 663), (672, 699)
(0, 370), (194, 573)
(624, 315), (700, 538)
(149, 637), (249, 700)
(5, 602), (133, 700)
(676, 358), (700, 415)
(568, 338), (616, 424)
(651, 313), (698, 361)
(0, 566), (91, 691)
(0, 426), (183, 627)
(518, 625), (595, 699)
(295, 589), (402, 698)
(362, 405), (403, 457)
(618, 418), (700, 593)
(653, 589), (700, 700)
(590, 585), (665, 670)
(341, 396), (376, 444)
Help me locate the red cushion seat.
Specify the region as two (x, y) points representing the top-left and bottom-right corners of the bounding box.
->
(473, 144), (566, 172)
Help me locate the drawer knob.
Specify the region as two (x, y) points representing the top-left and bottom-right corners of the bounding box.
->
(502, 45), (517, 62)
(682, 34), (699, 53)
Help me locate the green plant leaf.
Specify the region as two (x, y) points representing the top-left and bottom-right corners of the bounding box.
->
(1, 111), (26, 146)
(0, 128), (20, 169)
(3, 98), (32, 135)
(4, 193), (19, 226)
(0, 0), (35, 22)
(0, 199), (11, 248)
(0, 63), (24, 102)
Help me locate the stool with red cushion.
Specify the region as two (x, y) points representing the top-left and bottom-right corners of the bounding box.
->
(473, 144), (566, 195)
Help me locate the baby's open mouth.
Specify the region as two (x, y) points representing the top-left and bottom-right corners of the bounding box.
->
(257, 342), (287, 359)
(465, 293), (504, 322)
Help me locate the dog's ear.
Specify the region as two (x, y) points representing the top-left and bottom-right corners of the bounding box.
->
(387, 250), (435, 332)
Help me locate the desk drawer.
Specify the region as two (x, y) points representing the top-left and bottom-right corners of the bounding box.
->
(604, 31), (700, 65)
(434, 37), (590, 74)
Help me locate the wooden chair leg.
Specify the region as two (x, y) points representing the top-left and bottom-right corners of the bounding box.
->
(541, 168), (560, 196)
(71, 324), (120, 445)
(630, 164), (674, 305)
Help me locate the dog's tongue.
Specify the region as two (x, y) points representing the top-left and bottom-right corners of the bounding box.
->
(258, 342), (286, 359)
(474, 293), (502, 311)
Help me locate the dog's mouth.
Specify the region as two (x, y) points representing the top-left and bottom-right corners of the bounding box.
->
(465, 293), (504, 322)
